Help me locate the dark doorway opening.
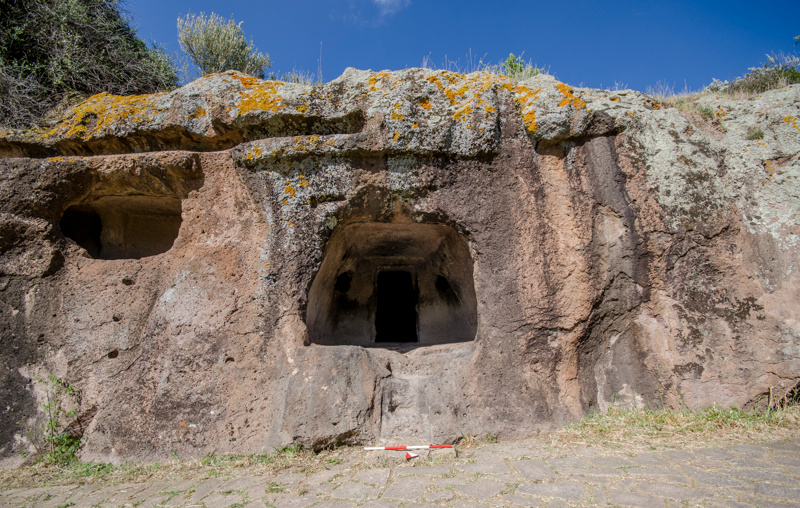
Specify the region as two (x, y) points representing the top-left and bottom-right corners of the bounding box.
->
(60, 205), (102, 258)
(375, 270), (418, 343)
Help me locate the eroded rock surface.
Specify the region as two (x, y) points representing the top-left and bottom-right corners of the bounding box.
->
(1, 69), (798, 462)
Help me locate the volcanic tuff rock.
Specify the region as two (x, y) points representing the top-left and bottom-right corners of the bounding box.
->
(0, 69), (799, 463)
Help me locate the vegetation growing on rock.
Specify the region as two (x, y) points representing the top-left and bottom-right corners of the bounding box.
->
(177, 12), (271, 79)
(708, 53), (800, 95)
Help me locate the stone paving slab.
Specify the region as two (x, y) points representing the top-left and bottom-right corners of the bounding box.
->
(454, 478), (505, 501)
(516, 481), (586, 502)
(2, 438), (800, 507)
(511, 458), (558, 481)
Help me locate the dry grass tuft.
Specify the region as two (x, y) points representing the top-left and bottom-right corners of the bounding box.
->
(643, 88), (729, 139)
(456, 432), (498, 449)
(547, 404), (800, 454)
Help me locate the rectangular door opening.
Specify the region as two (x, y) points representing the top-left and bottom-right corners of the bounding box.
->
(375, 270), (418, 343)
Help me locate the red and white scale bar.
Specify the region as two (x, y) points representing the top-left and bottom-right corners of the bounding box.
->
(363, 445), (452, 451)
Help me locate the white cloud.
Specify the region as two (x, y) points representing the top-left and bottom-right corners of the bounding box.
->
(371, 0), (410, 16)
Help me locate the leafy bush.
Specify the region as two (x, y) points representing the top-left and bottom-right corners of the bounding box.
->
(0, 0), (178, 128)
(177, 12), (271, 79)
(36, 375), (81, 464)
(496, 52), (541, 80)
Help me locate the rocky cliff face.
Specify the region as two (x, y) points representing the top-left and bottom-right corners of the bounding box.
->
(1, 69), (798, 463)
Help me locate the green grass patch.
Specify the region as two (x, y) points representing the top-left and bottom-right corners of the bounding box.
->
(69, 461), (114, 479)
(0, 441), (329, 491)
(276, 443), (302, 456)
(746, 126), (765, 140)
(696, 105), (715, 120)
(266, 482), (284, 493)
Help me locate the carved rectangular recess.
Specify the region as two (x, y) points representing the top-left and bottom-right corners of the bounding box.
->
(60, 196), (181, 259)
(307, 222), (477, 347)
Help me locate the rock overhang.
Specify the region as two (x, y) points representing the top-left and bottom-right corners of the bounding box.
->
(0, 68), (660, 158)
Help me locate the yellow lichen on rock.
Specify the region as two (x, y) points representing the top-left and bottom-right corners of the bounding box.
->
(424, 71), (501, 127)
(246, 145), (263, 160)
(784, 116), (799, 131)
(288, 135), (321, 154)
(236, 75), (287, 115)
(644, 99), (662, 110)
(43, 91), (164, 141)
(522, 110), (538, 132)
(445, 84), (471, 105)
(556, 83), (586, 109)
(763, 159), (776, 179)
(369, 71), (392, 93)
(189, 106), (206, 120)
(501, 83), (541, 133)
(453, 104), (473, 125)
(391, 103), (406, 121)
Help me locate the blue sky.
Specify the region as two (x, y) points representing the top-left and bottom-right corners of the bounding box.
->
(128, 0), (800, 92)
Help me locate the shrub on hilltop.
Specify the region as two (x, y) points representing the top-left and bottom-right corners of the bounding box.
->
(495, 53), (541, 81)
(706, 52), (800, 96)
(0, 0), (178, 129)
(177, 12), (271, 79)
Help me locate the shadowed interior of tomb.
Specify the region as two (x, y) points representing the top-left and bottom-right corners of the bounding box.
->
(375, 270), (418, 343)
(307, 222), (477, 346)
(60, 196), (182, 259)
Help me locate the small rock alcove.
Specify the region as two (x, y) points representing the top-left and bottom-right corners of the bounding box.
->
(60, 196), (182, 259)
(306, 222), (478, 347)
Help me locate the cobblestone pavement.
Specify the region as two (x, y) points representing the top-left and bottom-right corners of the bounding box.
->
(1, 438), (799, 507)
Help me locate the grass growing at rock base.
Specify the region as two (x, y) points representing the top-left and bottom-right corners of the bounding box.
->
(550, 404), (800, 452)
(0, 445), (336, 491)
(2, 404), (798, 490)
